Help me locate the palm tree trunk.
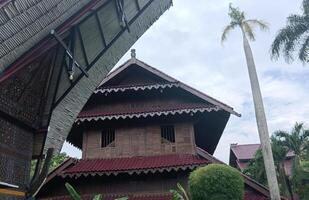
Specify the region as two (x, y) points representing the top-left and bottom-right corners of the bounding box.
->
(241, 31), (281, 200)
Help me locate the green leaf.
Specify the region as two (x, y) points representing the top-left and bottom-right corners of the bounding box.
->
(92, 194), (102, 200)
(65, 182), (82, 200)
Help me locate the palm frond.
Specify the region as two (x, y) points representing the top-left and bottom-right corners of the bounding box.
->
(177, 183), (190, 200)
(245, 19), (269, 31)
(221, 23), (237, 43)
(299, 36), (309, 62)
(292, 122), (304, 136)
(170, 189), (185, 200)
(270, 20), (308, 62)
(287, 14), (307, 26)
(92, 194), (102, 200)
(242, 22), (255, 41)
(228, 3), (245, 24)
(303, 0), (309, 16)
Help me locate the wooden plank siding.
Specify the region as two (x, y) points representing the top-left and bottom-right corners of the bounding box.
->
(82, 122), (196, 159)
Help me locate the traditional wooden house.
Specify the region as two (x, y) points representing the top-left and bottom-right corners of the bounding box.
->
(37, 52), (279, 200)
(0, 0), (171, 199)
(229, 143), (295, 176)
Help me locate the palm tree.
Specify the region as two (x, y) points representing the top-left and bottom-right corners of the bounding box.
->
(274, 122), (309, 160)
(243, 137), (293, 199)
(221, 4), (281, 199)
(274, 122), (309, 195)
(271, 0), (309, 63)
(271, 136), (293, 199)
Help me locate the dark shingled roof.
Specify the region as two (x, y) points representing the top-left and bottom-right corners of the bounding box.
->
(0, 0), (90, 72)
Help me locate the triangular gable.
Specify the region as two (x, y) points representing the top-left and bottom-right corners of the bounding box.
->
(99, 57), (240, 117)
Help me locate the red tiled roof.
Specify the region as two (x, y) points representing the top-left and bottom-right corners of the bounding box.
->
(63, 154), (209, 177)
(231, 144), (294, 160)
(77, 102), (219, 122)
(231, 144), (261, 160)
(237, 160), (249, 169)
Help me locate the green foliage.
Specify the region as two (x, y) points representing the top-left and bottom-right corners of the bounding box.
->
(65, 183), (82, 200)
(243, 149), (267, 185)
(244, 122), (309, 198)
(244, 137), (294, 197)
(221, 3), (268, 43)
(65, 182), (128, 200)
(274, 122), (309, 159)
(92, 194), (102, 200)
(31, 152), (69, 177)
(188, 164), (244, 200)
(170, 183), (190, 200)
(50, 152), (69, 171)
(271, 0), (309, 63)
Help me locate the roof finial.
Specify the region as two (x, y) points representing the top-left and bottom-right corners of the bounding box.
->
(131, 49), (136, 58)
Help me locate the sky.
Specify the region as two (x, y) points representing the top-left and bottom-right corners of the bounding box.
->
(62, 0), (309, 163)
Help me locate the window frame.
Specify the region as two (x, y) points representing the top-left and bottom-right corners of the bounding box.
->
(160, 125), (176, 143)
(101, 128), (116, 148)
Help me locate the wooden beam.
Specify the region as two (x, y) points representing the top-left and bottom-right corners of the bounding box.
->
(0, 189), (25, 197)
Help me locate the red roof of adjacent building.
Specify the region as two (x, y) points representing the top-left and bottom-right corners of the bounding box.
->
(231, 144), (261, 160)
(230, 144), (295, 176)
(63, 154), (209, 177)
(231, 144), (294, 160)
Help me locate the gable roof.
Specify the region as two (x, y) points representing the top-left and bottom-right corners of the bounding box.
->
(98, 57), (240, 117)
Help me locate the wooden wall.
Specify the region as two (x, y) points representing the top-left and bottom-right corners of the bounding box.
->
(82, 122), (196, 159)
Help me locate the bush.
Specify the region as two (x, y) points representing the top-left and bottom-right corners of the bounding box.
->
(188, 164), (244, 200)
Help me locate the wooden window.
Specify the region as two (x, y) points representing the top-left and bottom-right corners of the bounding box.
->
(101, 128), (115, 148)
(161, 125), (175, 143)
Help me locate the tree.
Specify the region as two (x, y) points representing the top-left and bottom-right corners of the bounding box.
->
(221, 4), (281, 199)
(188, 164), (244, 200)
(271, 0), (309, 63)
(243, 138), (292, 198)
(274, 122), (309, 198)
(274, 122), (309, 160)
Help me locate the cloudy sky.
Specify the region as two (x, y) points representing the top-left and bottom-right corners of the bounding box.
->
(62, 0), (309, 163)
